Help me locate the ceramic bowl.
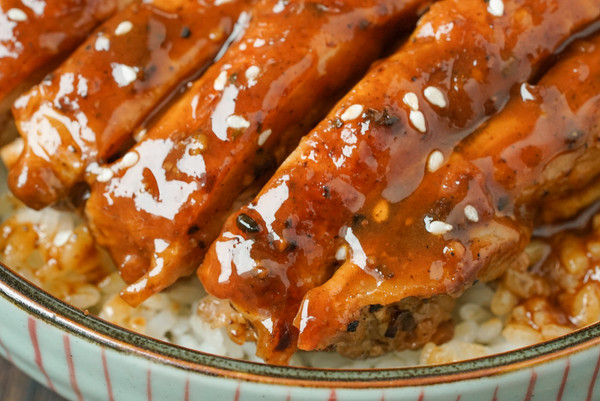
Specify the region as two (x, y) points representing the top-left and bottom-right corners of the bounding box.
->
(1, 262), (600, 401)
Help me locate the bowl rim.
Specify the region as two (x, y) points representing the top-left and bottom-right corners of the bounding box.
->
(1, 261), (599, 389)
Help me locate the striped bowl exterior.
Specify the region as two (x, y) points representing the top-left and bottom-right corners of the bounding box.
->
(1, 263), (600, 401)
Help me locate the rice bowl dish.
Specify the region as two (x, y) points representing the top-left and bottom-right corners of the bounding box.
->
(1, 0), (600, 388)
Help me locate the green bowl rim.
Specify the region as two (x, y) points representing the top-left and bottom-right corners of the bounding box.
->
(1, 261), (599, 387)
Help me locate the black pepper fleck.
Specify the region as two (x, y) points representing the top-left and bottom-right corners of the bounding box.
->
(180, 26), (191, 38)
(497, 196), (509, 211)
(346, 320), (359, 332)
(236, 213), (260, 233)
(365, 108), (399, 126)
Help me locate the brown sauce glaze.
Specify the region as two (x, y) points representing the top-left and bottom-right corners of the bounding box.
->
(298, 30), (600, 350)
(7, 0), (255, 210)
(85, 0), (430, 320)
(0, 0), (124, 133)
(199, 0), (600, 363)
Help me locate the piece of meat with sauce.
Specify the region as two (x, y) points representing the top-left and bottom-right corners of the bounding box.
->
(0, 0), (127, 140)
(199, 0), (600, 363)
(297, 32), (600, 353)
(197, 292), (456, 360)
(85, 0), (431, 310)
(7, 0), (255, 210)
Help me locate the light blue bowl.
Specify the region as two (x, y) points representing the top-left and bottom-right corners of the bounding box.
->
(1, 262), (599, 401)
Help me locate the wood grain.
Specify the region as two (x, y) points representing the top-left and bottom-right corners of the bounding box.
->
(0, 356), (66, 401)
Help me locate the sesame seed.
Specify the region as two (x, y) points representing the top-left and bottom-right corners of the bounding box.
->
(409, 110), (426, 133)
(114, 21), (133, 36)
(96, 167), (114, 183)
(427, 150), (444, 172)
(335, 246), (347, 261)
(403, 92), (419, 111)
(95, 35), (110, 51)
(111, 63), (138, 87)
(245, 65), (260, 81)
(134, 128), (147, 142)
(245, 65), (260, 87)
(487, 0), (504, 17)
(464, 205), (479, 222)
(119, 152), (139, 168)
(226, 115), (250, 129)
(253, 38), (265, 47)
(258, 129), (272, 146)
(340, 104), (363, 122)
(53, 231), (71, 247)
(424, 86), (447, 108)
(215, 0), (233, 4)
(426, 219), (453, 235)
(7, 8), (27, 21)
(213, 70), (227, 91)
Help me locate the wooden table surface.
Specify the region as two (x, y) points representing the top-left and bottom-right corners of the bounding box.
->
(0, 356), (66, 401)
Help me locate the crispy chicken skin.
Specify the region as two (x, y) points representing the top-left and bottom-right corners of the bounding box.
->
(7, 0), (255, 210)
(0, 0), (125, 137)
(85, 0), (430, 309)
(199, 0), (600, 363)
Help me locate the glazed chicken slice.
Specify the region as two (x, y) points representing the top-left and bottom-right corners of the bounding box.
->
(7, 0), (255, 210)
(199, 0), (600, 363)
(0, 0), (126, 139)
(296, 33), (600, 352)
(85, 0), (430, 308)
